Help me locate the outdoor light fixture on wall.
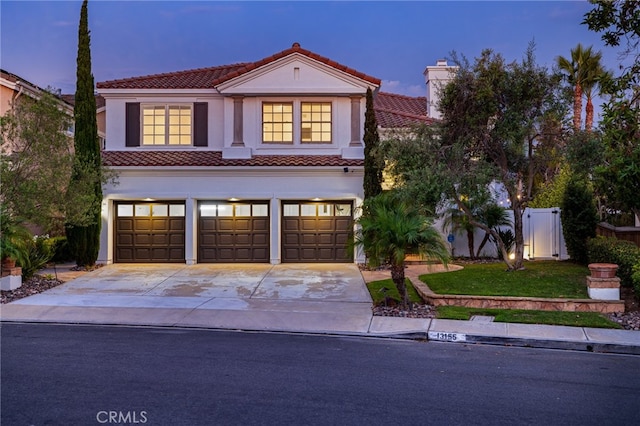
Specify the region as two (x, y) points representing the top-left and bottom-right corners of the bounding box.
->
(343, 167), (349, 173)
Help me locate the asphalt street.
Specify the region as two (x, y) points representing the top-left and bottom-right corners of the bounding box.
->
(2, 323), (639, 425)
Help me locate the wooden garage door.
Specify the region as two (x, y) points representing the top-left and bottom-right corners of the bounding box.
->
(198, 201), (270, 263)
(115, 202), (185, 263)
(281, 201), (353, 263)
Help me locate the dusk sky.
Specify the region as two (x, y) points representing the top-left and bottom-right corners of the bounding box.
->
(0, 1), (625, 118)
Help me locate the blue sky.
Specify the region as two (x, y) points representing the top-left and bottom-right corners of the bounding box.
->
(0, 1), (622, 110)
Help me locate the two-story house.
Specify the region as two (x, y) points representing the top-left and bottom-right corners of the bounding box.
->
(97, 43), (384, 265)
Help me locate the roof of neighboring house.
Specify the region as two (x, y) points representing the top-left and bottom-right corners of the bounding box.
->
(96, 43), (380, 90)
(1, 68), (74, 108)
(102, 151), (364, 168)
(374, 92), (436, 128)
(61, 94), (106, 109)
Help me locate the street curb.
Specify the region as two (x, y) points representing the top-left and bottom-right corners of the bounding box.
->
(3, 318), (639, 355)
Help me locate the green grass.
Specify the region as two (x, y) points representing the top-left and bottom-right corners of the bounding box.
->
(367, 278), (422, 305)
(422, 260), (589, 298)
(436, 306), (622, 329)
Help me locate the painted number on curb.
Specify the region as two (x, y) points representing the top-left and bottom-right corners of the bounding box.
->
(428, 332), (466, 342)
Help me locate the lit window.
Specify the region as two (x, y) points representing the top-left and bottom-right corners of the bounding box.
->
(142, 105), (192, 145)
(263, 103), (293, 144)
(301, 102), (331, 143)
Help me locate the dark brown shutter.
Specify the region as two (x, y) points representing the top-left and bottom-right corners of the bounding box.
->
(193, 102), (208, 147)
(125, 103), (140, 147)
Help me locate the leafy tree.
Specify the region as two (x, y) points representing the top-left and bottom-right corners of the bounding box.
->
(0, 90), (74, 233)
(561, 178), (598, 264)
(583, 0), (640, 220)
(363, 87), (383, 199)
(355, 191), (449, 308)
(436, 45), (567, 270)
(65, 0), (102, 267)
(556, 44), (606, 131)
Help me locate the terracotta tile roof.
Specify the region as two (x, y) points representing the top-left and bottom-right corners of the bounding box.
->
(373, 92), (436, 128)
(210, 42), (380, 87)
(102, 151), (364, 168)
(61, 94), (106, 109)
(96, 64), (250, 89)
(96, 43), (380, 90)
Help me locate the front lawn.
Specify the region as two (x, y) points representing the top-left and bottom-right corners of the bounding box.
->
(367, 278), (422, 305)
(436, 306), (622, 329)
(422, 260), (589, 298)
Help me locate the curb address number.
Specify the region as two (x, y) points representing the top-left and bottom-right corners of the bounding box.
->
(428, 332), (467, 342)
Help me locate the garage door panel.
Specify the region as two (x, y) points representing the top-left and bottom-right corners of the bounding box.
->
(317, 233), (335, 245)
(235, 234), (251, 245)
(135, 219), (152, 231)
(201, 219), (217, 232)
(335, 218), (352, 231)
(235, 219), (251, 231)
(134, 234), (152, 245)
(253, 219), (268, 230)
(218, 234), (235, 245)
(253, 234), (268, 245)
(335, 232), (350, 245)
(218, 219), (234, 231)
(301, 233), (317, 245)
(169, 218), (185, 231)
(316, 219), (334, 231)
(300, 219), (317, 231)
(117, 234), (134, 245)
(117, 219), (134, 231)
(283, 219), (299, 231)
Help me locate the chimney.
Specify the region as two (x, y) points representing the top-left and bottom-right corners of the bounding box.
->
(423, 59), (459, 119)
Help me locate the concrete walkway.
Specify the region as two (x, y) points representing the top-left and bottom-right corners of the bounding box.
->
(1, 263), (639, 355)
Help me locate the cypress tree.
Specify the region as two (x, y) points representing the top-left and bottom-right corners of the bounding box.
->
(363, 87), (383, 199)
(66, 0), (102, 267)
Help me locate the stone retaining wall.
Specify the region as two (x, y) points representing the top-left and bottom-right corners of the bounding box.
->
(407, 272), (625, 314)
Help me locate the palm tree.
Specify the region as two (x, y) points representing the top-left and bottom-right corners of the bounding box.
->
(583, 66), (610, 132)
(557, 44), (606, 131)
(355, 191), (449, 308)
(442, 206), (477, 259)
(475, 203), (512, 258)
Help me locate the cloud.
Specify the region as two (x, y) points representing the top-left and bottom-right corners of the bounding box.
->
(380, 80), (425, 97)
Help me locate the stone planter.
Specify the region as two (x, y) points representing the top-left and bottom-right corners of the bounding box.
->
(587, 263), (620, 300)
(588, 263), (618, 278)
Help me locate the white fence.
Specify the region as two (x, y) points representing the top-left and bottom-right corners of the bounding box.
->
(435, 207), (569, 260)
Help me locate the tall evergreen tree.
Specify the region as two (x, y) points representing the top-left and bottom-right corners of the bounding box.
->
(363, 87), (382, 199)
(66, 0), (102, 267)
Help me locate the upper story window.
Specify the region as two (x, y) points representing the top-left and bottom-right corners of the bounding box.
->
(142, 105), (192, 145)
(262, 103), (293, 144)
(301, 102), (331, 143)
(262, 101), (333, 145)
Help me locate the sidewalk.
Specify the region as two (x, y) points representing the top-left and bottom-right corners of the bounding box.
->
(1, 263), (639, 355)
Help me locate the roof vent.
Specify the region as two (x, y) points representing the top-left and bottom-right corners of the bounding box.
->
(436, 59), (448, 66)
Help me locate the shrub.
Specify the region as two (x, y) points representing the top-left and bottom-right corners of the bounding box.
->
(496, 228), (515, 260)
(587, 237), (640, 287)
(49, 236), (73, 262)
(18, 235), (55, 280)
(632, 262), (640, 297)
(560, 178), (598, 264)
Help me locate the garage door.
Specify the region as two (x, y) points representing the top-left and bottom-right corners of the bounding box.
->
(198, 201), (270, 263)
(281, 201), (353, 263)
(115, 201), (185, 263)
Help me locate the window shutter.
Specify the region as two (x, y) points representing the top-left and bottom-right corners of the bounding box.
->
(193, 102), (208, 147)
(125, 103), (140, 147)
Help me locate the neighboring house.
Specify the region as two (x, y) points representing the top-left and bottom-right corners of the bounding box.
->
(0, 69), (74, 135)
(95, 45), (456, 265)
(61, 93), (107, 149)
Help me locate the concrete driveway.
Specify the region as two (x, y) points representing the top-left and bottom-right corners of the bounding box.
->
(1, 263), (377, 334)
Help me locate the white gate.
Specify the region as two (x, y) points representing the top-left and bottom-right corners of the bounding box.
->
(437, 207), (569, 260)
